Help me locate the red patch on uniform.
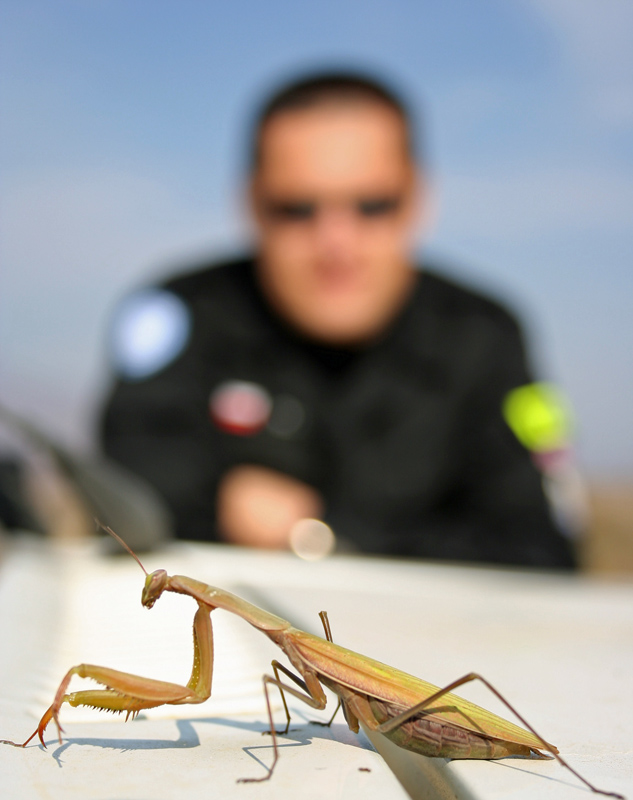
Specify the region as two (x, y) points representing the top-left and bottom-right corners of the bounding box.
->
(209, 381), (272, 436)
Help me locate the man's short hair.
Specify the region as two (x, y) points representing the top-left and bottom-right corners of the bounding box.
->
(250, 70), (417, 170)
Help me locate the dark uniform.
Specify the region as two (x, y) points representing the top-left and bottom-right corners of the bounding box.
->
(101, 256), (576, 568)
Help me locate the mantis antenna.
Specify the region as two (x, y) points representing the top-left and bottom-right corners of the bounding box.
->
(95, 519), (148, 576)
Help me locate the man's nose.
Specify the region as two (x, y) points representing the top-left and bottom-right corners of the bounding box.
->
(312, 203), (360, 252)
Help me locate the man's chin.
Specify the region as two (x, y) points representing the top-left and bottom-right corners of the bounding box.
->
(294, 305), (382, 346)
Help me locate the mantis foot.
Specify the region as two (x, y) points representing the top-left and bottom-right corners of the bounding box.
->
(237, 774), (273, 784)
(261, 728), (294, 736)
(0, 703), (58, 749)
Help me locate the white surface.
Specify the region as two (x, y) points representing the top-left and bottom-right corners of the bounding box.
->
(0, 537), (631, 799)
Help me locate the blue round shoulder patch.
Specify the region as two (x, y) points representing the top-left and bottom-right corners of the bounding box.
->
(110, 289), (191, 380)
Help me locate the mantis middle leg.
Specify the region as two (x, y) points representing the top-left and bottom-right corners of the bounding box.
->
(241, 661), (328, 783)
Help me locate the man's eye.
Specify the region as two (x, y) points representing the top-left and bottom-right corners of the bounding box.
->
(265, 201), (316, 221)
(357, 196), (401, 217)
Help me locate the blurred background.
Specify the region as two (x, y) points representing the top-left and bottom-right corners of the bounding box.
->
(1, 0), (631, 568)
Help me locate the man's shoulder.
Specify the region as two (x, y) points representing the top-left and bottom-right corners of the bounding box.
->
(403, 264), (532, 391)
(416, 265), (522, 334)
(159, 254), (255, 301)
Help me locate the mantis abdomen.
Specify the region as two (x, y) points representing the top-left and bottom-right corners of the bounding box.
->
(370, 698), (543, 760)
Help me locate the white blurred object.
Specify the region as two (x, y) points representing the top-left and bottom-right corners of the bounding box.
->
(289, 518), (336, 560)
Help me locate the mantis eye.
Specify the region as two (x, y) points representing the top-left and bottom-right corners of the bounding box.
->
(142, 569), (168, 608)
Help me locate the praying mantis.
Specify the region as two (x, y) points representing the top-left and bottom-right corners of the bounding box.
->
(1, 528), (624, 798)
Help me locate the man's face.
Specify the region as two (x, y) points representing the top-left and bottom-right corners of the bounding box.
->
(251, 102), (421, 345)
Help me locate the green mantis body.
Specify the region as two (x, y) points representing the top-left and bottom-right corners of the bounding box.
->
(2, 552), (624, 798)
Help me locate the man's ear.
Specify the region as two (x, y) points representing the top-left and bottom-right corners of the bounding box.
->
(410, 169), (436, 240)
(247, 174), (261, 223)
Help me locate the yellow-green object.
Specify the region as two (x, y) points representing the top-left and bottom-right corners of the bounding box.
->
(503, 382), (572, 452)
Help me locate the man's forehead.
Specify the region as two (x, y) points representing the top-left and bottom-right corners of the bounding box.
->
(255, 102), (413, 191)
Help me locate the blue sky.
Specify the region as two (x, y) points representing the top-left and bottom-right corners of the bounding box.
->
(1, 0), (632, 476)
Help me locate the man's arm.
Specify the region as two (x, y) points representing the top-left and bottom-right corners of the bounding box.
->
(455, 315), (579, 569)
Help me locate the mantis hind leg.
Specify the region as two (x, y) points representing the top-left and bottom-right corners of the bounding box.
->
(373, 672), (624, 800)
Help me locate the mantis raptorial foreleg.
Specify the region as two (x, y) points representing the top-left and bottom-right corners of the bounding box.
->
(2, 602), (214, 749)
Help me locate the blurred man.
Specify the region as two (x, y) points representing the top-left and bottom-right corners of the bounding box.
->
(101, 72), (577, 567)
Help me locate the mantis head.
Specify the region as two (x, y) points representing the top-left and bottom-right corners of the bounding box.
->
(142, 569), (169, 609)
(95, 522), (168, 610)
